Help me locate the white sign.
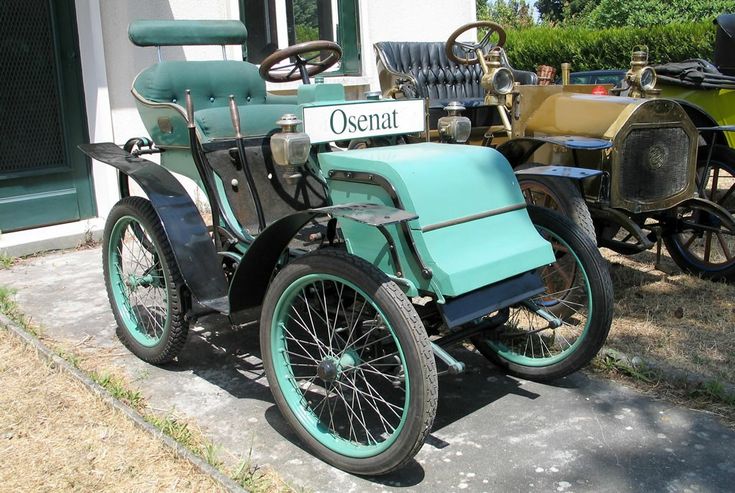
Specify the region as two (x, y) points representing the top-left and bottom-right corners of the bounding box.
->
(302, 99), (426, 144)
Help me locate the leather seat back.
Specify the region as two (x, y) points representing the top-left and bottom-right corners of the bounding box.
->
(375, 41), (538, 103)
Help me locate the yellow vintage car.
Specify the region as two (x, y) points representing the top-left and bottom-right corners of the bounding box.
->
(375, 21), (735, 281)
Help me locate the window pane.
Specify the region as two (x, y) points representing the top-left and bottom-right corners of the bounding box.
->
(287, 0), (333, 45)
(242, 0), (278, 63)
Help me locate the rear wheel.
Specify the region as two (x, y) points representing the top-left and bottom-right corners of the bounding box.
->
(472, 206), (613, 381)
(260, 250), (437, 475)
(103, 197), (189, 364)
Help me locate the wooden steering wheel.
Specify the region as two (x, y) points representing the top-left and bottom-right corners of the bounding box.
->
(259, 40), (342, 83)
(445, 21), (507, 66)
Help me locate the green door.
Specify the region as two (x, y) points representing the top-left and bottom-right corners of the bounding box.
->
(0, 0), (95, 233)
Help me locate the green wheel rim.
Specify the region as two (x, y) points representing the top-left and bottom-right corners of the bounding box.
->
(271, 274), (410, 458)
(108, 215), (170, 347)
(484, 226), (593, 367)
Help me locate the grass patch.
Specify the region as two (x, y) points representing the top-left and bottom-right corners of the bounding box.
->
(0, 253), (14, 269)
(91, 371), (145, 410)
(0, 285), (41, 337)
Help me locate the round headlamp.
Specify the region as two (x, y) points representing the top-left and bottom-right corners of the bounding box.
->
(639, 66), (657, 91)
(492, 67), (515, 95)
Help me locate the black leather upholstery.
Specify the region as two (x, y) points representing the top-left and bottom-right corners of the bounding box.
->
(374, 41), (538, 109)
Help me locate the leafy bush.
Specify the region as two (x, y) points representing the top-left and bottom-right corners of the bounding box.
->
(505, 21), (716, 72)
(585, 0), (735, 29)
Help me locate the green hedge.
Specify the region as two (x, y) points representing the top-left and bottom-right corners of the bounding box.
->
(505, 21), (716, 72)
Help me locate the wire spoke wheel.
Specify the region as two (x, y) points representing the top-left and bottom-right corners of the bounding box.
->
(261, 251), (436, 475)
(103, 197), (188, 364)
(472, 207), (613, 381)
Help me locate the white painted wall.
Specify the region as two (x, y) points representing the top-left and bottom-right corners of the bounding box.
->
(359, 0), (477, 91)
(76, 0), (477, 219)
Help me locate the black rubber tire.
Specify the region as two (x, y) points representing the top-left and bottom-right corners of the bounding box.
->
(516, 169), (597, 244)
(260, 250), (437, 475)
(663, 202), (735, 282)
(696, 145), (735, 213)
(103, 197), (189, 364)
(472, 206), (613, 382)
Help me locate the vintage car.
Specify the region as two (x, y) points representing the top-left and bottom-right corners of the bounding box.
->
(652, 14), (735, 241)
(79, 20), (613, 474)
(375, 21), (735, 281)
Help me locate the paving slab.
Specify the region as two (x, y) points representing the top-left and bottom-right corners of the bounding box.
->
(2, 248), (735, 493)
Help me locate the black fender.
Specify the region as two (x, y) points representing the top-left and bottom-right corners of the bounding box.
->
(228, 203), (417, 313)
(79, 142), (229, 313)
(672, 99), (725, 147)
(496, 136), (612, 169)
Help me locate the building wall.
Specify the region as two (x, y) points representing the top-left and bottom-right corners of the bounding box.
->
(79, 0), (475, 219)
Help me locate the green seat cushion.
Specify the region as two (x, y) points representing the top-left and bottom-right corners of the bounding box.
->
(195, 103), (298, 139)
(133, 60), (298, 139)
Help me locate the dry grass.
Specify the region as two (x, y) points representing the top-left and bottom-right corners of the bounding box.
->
(0, 329), (225, 493)
(602, 247), (735, 384)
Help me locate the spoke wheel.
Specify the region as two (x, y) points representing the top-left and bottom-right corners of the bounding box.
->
(261, 250), (437, 475)
(103, 197), (188, 364)
(663, 199), (735, 282)
(697, 145), (735, 214)
(472, 207), (613, 382)
(517, 172), (597, 243)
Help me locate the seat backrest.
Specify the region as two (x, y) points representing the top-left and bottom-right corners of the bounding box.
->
(375, 41), (538, 102)
(133, 60), (267, 111)
(375, 41), (485, 101)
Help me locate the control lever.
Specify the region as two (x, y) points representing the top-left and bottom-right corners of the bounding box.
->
(228, 94), (242, 139)
(228, 94), (266, 231)
(185, 89), (194, 129)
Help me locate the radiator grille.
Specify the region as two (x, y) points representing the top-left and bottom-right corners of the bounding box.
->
(618, 127), (690, 204)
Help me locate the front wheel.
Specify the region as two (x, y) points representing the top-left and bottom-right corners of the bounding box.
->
(663, 199), (735, 282)
(103, 196), (189, 364)
(260, 250), (437, 475)
(472, 206), (613, 381)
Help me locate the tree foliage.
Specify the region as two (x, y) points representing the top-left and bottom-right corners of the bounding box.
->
(584, 0), (735, 29)
(478, 0), (535, 29)
(535, 0), (595, 25)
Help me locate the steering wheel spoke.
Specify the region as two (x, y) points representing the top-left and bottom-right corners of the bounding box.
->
(259, 40), (343, 83)
(445, 21), (507, 66)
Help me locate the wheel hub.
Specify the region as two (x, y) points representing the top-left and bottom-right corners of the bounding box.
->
(317, 358), (339, 382)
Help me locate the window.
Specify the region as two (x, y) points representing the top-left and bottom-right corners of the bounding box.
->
(239, 0), (361, 75)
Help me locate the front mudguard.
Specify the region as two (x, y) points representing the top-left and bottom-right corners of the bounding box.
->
(79, 142), (229, 313)
(228, 203), (417, 313)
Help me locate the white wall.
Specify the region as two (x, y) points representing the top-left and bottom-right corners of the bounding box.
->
(76, 0), (477, 219)
(359, 0), (477, 91)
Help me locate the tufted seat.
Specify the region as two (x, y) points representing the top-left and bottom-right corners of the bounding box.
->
(375, 41), (537, 107)
(133, 60), (297, 140)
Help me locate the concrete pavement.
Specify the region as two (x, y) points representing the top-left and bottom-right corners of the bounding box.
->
(2, 247), (734, 492)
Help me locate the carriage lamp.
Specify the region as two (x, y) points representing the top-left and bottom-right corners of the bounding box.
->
(480, 49), (515, 102)
(270, 114), (311, 167)
(625, 47), (658, 98)
(438, 101), (471, 144)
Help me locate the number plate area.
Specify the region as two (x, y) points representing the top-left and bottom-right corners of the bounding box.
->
(302, 99), (426, 144)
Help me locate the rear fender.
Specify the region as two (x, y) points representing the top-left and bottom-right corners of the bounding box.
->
(79, 142), (229, 313)
(228, 203), (418, 313)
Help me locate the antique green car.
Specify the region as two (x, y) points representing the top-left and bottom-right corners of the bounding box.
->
(79, 20), (613, 474)
(375, 21), (735, 281)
